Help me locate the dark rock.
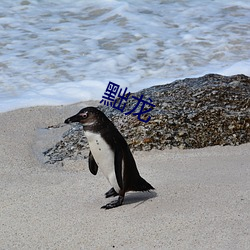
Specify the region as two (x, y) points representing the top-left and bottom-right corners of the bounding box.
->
(43, 74), (250, 164)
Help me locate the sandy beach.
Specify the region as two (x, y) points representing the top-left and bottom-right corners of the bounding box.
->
(0, 102), (249, 249)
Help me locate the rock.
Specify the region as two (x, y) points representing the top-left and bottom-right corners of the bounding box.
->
(43, 74), (250, 164)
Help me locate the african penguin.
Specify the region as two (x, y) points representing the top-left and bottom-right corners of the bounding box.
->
(65, 107), (154, 209)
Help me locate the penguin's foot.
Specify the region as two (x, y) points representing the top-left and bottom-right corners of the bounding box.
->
(101, 196), (124, 209)
(105, 187), (118, 198)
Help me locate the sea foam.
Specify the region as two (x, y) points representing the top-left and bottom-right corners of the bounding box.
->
(0, 0), (249, 112)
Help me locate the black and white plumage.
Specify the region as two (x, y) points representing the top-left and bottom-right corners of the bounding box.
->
(65, 107), (154, 209)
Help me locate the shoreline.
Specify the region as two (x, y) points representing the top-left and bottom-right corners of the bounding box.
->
(0, 103), (249, 249)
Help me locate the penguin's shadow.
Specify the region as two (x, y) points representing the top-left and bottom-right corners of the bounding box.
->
(123, 191), (157, 208)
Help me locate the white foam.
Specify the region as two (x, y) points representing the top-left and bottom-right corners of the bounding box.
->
(0, 0), (249, 112)
(218, 60), (250, 76)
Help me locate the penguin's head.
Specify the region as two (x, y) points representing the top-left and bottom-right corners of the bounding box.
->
(65, 107), (109, 129)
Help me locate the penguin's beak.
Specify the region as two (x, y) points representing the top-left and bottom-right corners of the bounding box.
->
(64, 114), (81, 124)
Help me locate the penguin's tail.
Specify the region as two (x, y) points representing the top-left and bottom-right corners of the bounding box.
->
(132, 176), (154, 192)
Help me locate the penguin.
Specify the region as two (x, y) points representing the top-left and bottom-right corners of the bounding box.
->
(65, 107), (154, 209)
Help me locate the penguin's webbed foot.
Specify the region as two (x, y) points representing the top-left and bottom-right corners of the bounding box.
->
(105, 187), (118, 198)
(101, 196), (124, 209)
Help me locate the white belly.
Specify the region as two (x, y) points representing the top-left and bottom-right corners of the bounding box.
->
(85, 131), (120, 193)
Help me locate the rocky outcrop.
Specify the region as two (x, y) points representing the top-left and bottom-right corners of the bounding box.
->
(44, 74), (250, 163)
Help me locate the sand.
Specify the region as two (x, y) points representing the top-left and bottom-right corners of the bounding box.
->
(0, 102), (249, 249)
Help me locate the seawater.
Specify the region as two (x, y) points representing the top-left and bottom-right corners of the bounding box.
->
(0, 0), (250, 112)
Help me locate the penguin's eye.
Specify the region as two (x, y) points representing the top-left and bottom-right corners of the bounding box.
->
(79, 112), (88, 119)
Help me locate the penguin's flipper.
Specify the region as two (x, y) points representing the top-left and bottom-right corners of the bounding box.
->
(105, 187), (118, 198)
(88, 151), (98, 175)
(114, 146), (124, 190)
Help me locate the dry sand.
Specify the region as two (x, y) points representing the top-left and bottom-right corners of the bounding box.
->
(0, 102), (249, 249)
